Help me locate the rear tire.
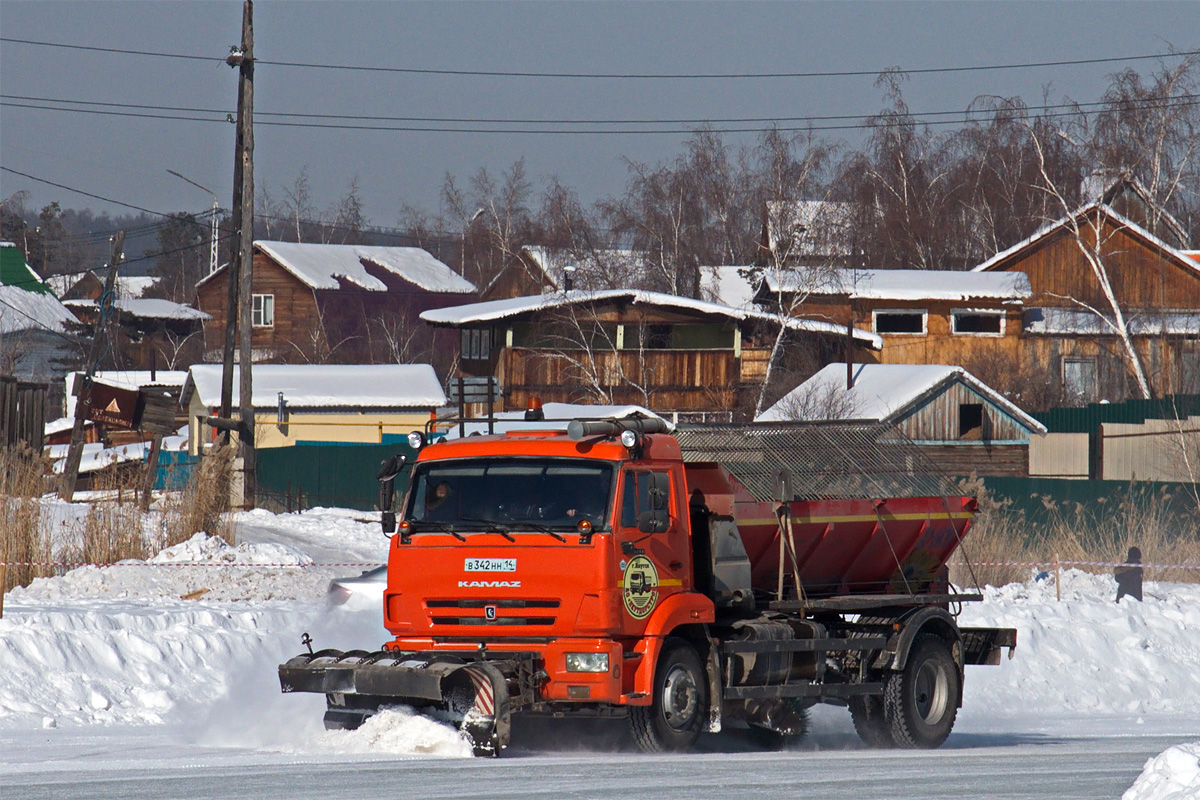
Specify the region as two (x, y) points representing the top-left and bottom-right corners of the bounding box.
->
(883, 634), (959, 748)
(630, 639), (708, 753)
(848, 695), (891, 747)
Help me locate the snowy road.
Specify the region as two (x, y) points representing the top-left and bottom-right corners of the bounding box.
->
(4, 723), (1195, 800)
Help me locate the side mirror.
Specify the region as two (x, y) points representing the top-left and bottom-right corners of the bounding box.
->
(377, 454), (407, 535)
(636, 472), (670, 533)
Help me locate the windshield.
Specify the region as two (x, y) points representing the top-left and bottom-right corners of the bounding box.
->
(405, 457), (615, 533)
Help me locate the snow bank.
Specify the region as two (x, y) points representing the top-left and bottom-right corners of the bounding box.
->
(958, 569), (1200, 727)
(1123, 741), (1200, 800)
(10, 533), (330, 602)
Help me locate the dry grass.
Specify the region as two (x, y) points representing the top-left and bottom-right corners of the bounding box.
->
(952, 484), (1200, 588)
(0, 445), (53, 593)
(157, 444), (234, 548)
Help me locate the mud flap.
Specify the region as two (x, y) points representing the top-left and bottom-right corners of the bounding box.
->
(705, 641), (723, 733)
(448, 663), (511, 757)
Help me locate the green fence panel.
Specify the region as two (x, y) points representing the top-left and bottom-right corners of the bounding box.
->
(256, 441), (417, 512)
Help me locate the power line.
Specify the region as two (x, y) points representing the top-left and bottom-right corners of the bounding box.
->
(5, 96), (1198, 136)
(2, 36), (1195, 80)
(0, 165), (199, 217)
(6, 92), (1196, 127)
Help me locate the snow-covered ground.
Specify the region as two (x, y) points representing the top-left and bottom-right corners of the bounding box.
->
(2, 504), (1198, 798)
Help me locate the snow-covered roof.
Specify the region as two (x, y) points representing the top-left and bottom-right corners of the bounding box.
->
(1023, 307), (1200, 337)
(756, 362), (1047, 434)
(443, 402), (670, 439)
(699, 266), (757, 310)
(209, 241), (475, 294)
(116, 276), (156, 299)
(0, 242), (78, 334)
(182, 364), (447, 409)
(763, 267), (1031, 301)
(972, 202), (1200, 279)
(420, 289), (883, 347)
(63, 297), (211, 321)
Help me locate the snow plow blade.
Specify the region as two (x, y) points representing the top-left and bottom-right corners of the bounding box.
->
(279, 649), (511, 756)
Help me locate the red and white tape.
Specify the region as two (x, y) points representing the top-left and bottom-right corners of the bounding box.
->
(0, 561), (385, 569)
(949, 559), (1200, 571)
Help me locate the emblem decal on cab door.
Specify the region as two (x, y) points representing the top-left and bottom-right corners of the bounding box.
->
(622, 555), (659, 620)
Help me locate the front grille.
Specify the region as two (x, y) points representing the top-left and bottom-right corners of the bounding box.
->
(426, 599), (560, 609)
(431, 616), (557, 626)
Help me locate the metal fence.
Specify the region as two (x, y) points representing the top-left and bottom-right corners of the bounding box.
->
(255, 440), (418, 512)
(675, 421), (955, 502)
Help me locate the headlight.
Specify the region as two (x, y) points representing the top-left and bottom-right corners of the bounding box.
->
(407, 431), (425, 449)
(619, 429), (638, 448)
(565, 652), (610, 673)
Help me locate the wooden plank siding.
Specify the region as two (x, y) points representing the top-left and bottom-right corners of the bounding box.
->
(498, 347), (739, 411)
(892, 380), (1032, 443)
(196, 252), (318, 361)
(984, 216), (1200, 310)
(917, 444), (1029, 477)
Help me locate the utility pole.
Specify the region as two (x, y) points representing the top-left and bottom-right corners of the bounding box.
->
(58, 232), (124, 501)
(226, 0), (256, 509)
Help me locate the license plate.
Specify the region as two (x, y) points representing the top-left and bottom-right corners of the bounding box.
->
(464, 558), (516, 572)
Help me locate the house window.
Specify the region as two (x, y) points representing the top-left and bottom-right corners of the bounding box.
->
(959, 403), (985, 439)
(952, 310), (1004, 336)
(460, 328), (491, 361)
(1180, 348), (1200, 393)
(1062, 357), (1098, 401)
(252, 294), (274, 328)
(873, 310), (926, 334)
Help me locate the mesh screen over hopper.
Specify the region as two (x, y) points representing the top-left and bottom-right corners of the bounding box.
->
(675, 421), (958, 502)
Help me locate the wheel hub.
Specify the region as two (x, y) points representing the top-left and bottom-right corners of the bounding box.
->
(913, 659), (949, 724)
(661, 664), (698, 730)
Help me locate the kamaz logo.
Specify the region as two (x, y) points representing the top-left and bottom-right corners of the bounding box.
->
(457, 580), (521, 588)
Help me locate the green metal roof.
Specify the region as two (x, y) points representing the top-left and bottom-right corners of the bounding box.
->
(0, 243), (53, 295)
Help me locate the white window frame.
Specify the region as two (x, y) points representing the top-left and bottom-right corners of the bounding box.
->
(872, 309), (927, 336)
(252, 294), (274, 328)
(951, 308), (1006, 337)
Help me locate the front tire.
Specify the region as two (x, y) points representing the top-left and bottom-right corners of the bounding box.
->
(630, 639), (708, 753)
(883, 634), (960, 748)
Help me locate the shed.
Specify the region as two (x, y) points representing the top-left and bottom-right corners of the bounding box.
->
(181, 363), (446, 455)
(757, 362), (1047, 476)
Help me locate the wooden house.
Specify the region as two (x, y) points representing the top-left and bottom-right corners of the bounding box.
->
(420, 289), (881, 420)
(753, 267), (1033, 369)
(181, 363), (446, 455)
(756, 362), (1048, 476)
(972, 199), (1200, 400)
(194, 241), (476, 365)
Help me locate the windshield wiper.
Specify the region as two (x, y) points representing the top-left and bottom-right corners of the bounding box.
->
(515, 520), (568, 543)
(408, 519), (466, 541)
(457, 515), (517, 542)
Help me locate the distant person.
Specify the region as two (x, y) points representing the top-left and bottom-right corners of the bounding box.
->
(1115, 546), (1143, 603)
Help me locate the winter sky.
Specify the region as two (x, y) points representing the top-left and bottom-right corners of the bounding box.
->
(1, 1), (1197, 226)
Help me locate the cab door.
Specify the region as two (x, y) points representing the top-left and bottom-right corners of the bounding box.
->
(615, 467), (688, 629)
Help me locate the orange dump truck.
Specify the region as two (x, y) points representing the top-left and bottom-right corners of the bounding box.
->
(279, 415), (1015, 755)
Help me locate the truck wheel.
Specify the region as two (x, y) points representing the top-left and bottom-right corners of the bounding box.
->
(883, 634), (960, 748)
(848, 695), (891, 748)
(630, 639), (708, 753)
